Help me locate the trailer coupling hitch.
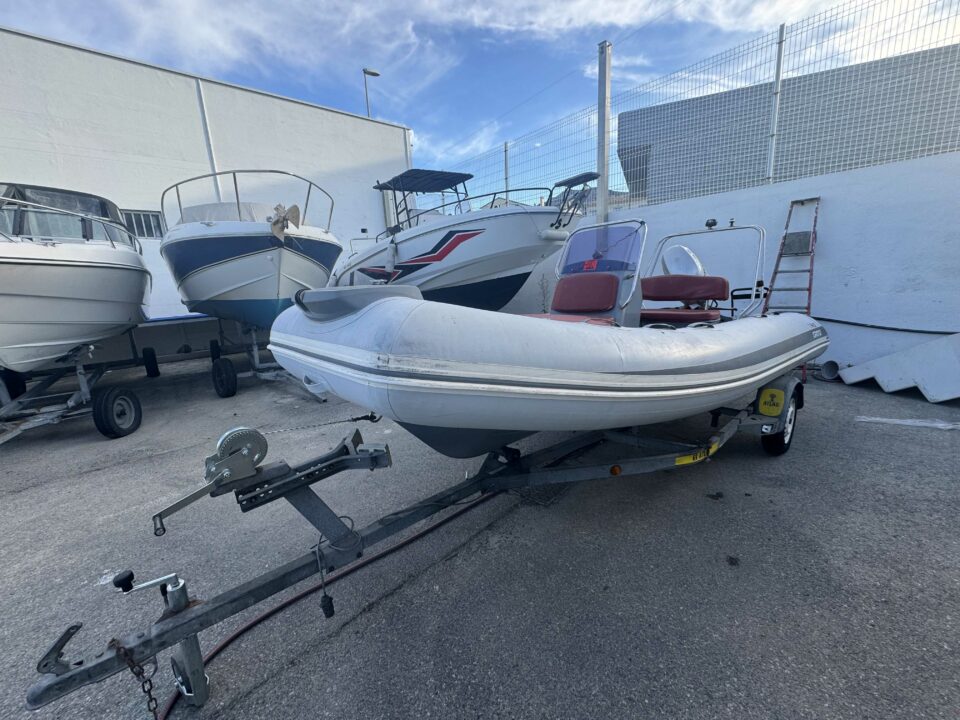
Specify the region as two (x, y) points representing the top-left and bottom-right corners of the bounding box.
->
(36, 623), (83, 676)
(28, 568), (209, 712)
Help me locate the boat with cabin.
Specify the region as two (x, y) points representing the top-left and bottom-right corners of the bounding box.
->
(327, 170), (596, 310)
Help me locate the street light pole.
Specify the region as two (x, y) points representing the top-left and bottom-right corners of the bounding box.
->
(362, 68), (380, 118)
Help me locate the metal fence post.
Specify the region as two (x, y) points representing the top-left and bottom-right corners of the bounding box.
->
(504, 141), (510, 202)
(596, 40), (612, 222)
(766, 23), (786, 183)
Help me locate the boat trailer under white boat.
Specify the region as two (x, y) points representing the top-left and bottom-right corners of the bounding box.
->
(0, 191), (156, 443)
(25, 366), (808, 714)
(159, 170), (342, 398)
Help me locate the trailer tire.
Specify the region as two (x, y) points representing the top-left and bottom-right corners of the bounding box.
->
(92, 387), (143, 439)
(142, 347), (160, 378)
(761, 389), (798, 456)
(212, 358), (238, 398)
(1, 369), (26, 400)
(209, 339), (222, 362)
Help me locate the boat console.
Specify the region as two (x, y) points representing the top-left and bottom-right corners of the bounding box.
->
(538, 219), (768, 328)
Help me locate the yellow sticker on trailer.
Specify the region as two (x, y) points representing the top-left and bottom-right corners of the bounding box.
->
(758, 388), (785, 417)
(675, 442), (720, 466)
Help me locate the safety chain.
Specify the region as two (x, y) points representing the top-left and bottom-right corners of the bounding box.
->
(109, 640), (158, 719)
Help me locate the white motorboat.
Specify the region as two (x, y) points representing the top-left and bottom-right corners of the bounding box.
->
(327, 170), (597, 310)
(159, 170), (343, 329)
(271, 220), (829, 457)
(0, 184), (151, 374)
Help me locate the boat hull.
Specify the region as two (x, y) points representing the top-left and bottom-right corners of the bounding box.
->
(329, 207), (566, 311)
(161, 222), (342, 328)
(0, 242), (150, 373)
(270, 287), (829, 456)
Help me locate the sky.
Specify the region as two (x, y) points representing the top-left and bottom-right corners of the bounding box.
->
(0, 0), (840, 166)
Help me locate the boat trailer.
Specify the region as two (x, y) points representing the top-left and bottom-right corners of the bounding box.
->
(206, 321), (295, 399)
(0, 340), (159, 446)
(25, 374), (803, 715)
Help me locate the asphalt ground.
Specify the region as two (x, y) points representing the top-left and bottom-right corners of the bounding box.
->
(1, 359), (958, 719)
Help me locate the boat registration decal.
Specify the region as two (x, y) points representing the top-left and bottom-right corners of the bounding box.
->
(758, 388), (785, 417)
(358, 229), (483, 282)
(675, 441), (719, 466)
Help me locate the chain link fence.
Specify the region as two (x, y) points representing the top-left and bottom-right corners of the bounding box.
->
(451, 0), (960, 211)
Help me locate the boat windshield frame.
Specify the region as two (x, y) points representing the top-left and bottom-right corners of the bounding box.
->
(160, 170), (335, 231)
(0, 197), (141, 252)
(648, 224), (767, 318)
(554, 219), (648, 309)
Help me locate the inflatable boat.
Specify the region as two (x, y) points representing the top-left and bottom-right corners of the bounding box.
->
(270, 220), (829, 457)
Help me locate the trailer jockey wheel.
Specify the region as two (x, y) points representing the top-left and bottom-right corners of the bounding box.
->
(211, 357), (238, 398)
(92, 387), (143, 439)
(761, 387), (798, 456)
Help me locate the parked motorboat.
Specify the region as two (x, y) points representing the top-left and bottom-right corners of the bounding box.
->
(0, 184), (151, 374)
(271, 220), (829, 457)
(159, 170), (342, 330)
(327, 170), (597, 311)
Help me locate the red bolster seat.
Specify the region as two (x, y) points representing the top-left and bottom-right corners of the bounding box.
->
(639, 274), (729, 325)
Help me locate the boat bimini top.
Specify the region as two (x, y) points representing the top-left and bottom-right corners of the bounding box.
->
(374, 168), (599, 238)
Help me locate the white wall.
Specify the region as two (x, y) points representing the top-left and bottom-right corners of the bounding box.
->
(0, 28), (411, 318)
(506, 152), (960, 369)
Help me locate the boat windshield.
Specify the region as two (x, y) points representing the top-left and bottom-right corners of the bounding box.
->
(558, 221), (644, 275)
(0, 184), (136, 248)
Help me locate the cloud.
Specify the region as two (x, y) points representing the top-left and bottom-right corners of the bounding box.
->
(410, 121), (506, 165)
(2, 0), (841, 112)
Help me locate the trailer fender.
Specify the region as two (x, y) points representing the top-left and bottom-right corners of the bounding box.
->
(754, 374), (803, 426)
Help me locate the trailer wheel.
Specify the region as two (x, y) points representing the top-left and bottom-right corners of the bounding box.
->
(142, 347), (160, 378)
(1, 369), (26, 400)
(761, 389), (798, 456)
(92, 387), (143, 439)
(209, 339), (222, 362)
(211, 357), (238, 398)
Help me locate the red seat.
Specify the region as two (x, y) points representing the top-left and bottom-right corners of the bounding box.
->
(525, 313), (617, 326)
(551, 272), (619, 314)
(639, 274), (729, 325)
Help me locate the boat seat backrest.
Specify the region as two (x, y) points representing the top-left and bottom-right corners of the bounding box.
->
(640, 275), (729, 305)
(551, 272), (620, 314)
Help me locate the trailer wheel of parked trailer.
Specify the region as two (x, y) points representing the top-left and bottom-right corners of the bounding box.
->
(211, 358), (238, 398)
(1, 369), (27, 400)
(91, 387), (143, 439)
(142, 347), (160, 378)
(761, 387), (799, 456)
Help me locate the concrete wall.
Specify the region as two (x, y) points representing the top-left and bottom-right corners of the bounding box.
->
(0, 28), (411, 319)
(504, 152), (960, 371)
